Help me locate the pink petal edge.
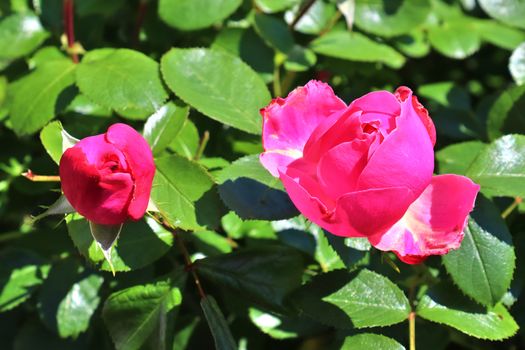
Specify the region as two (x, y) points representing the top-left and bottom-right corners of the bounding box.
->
(368, 174), (480, 264)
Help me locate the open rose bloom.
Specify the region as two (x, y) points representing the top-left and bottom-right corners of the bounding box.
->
(260, 80), (480, 264)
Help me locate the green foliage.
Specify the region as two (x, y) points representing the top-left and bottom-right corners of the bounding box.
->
(216, 154), (298, 220)
(161, 48), (271, 134)
(310, 31), (406, 68)
(76, 49), (168, 120)
(8, 60), (75, 135)
(151, 154), (223, 231)
(293, 269), (411, 328)
(158, 0), (242, 31)
(200, 296), (237, 350)
(443, 196), (515, 307)
(0, 0), (524, 349)
(467, 134), (525, 197)
(339, 333), (406, 350)
(102, 279), (184, 350)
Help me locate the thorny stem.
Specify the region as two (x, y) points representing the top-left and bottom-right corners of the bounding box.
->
(155, 216), (206, 299)
(501, 197), (522, 219)
(175, 232), (206, 299)
(63, 0), (78, 63)
(22, 170), (60, 182)
(289, 0), (317, 29)
(409, 311), (416, 350)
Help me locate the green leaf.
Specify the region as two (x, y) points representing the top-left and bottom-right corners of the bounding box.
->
(417, 296), (518, 340)
(0, 13), (48, 60)
(0, 249), (48, 312)
(310, 31), (406, 69)
(57, 274), (103, 338)
(255, 0), (298, 13)
(168, 119), (199, 159)
(443, 196), (515, 307)
(103, 282), (174, 350)
(339, 333), (405, 350)
(187, 230), (232, 256)
(284, 45), (317, 72)
(143, 101), (189, 156)
(196, 246), (304, 311)
(487, 84), (525, 139)
(466, 134), (525, 197)
(39, 121), (79, 165)
(8, 60), (76, 135)
(436, 141), (487, 175)
(216, 154), (299, 220)
(28, 46), (69, 69)
(66, 214), (173, 272)
(473, 20), (525, 50)
(37, 258), (103, 338)
(200, 296), (237, 350)
(418, 82), (471, 111)
(211, 27), (274, 83)
(151, 154), (222, 231)
(428, 21), (481, 59)
(510, 42), (525, 86)
(253, 13), (295, 54)
(354, 0), (431, 37)
(248, 306), (320, 340)
(478, 0), (525, 29)
(161, 48), (271, 134)
(393, 30), (431, 58)
(158, 0), (242, 31)
(292, 269), (410, 328)
(284, 0), (336, 35)
(76, 49), (168, 120)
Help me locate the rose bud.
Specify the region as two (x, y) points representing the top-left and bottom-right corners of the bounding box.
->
(260, 80), (480, 264)
(59, 123), (155, 226)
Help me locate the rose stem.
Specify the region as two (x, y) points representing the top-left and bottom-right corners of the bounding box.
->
(133, 0), (148, 48)
(273, 64), (282, 97)
(63, 0), (78, 63)
(289, 0), (317, 30)
(501, 197), (522, 219)
(22, 170), (60, 182)
(409, 311), (416, 350)
(194, 130), (210, 161)
(155, 216), (206, 299)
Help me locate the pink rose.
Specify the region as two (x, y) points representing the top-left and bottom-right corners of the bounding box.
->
(59, 123), (155, 225)
(260, 80), (479, 264)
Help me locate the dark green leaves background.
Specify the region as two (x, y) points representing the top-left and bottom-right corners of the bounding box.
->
(0, 0), (524, 349)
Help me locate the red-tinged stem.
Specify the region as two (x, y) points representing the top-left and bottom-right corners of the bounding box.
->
(133, 0), (148, 48)
(63, 0), (78, 63)
(22, 170), (60, 182)
(154, 215), (206, 299)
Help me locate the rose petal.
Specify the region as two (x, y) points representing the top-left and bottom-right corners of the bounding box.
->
(280, 167), (414, 238)
(316, 139), (371, 199)
(369, 174), (480, 264)
(351, 90), (400, 136)
(395, 86), (436, 146)
(260, 80), (346, 176)
(357, 88), (434, 198)
(106, 123), (155, 220)
(60, 145), (134, 225)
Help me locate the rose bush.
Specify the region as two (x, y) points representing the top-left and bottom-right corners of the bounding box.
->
(59, 123), (155, 225)
(260, 80), (480, 263)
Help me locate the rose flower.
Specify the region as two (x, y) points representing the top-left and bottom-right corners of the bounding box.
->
(59, 123), (155, 226)
(260, 80), (479, 264)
